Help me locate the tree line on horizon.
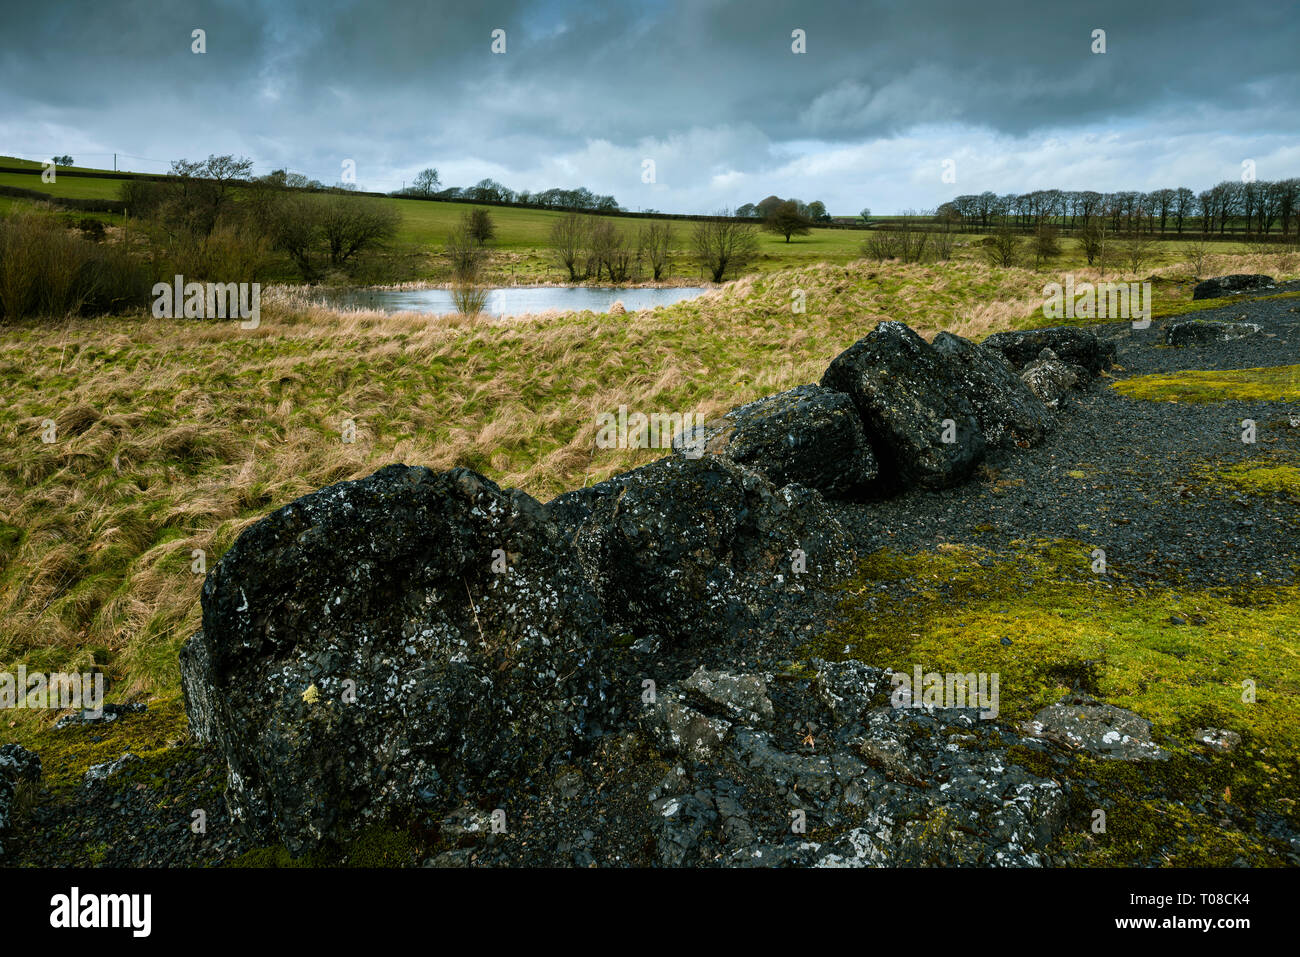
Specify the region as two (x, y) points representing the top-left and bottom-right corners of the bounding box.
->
(938, 178), (1300, 238)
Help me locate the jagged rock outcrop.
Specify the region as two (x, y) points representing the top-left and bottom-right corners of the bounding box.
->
(180, 464), (611, 853)
(982, 326), (1116, 380)
(670, 384), (878, 496)
(821, 321), (986, 489)
(932, 331), (1055, 448)
(1191, 274), (1274, 301)
(640, 658), (1071, 867)
(548, 454), (851, 648)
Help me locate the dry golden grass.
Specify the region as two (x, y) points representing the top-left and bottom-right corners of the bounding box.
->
(1, 248), (1296, 696)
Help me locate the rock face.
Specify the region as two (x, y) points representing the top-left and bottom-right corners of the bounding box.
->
(1022, 695), (1169, 761)
(671, 384), (879, 497)
(1166, 319), (1262, 346)
(821, 321), (986, 489)
(180, 464), (610, 853)
(1192, 274), (1274, 300)
(548, 455), (850, 648)
(931, 331), (1054, 448)
(982, 326), (1116, 380)
(0, 744), (40, 856)
(1020, 354), (1080, 408)
(635, 659), (1069, 867)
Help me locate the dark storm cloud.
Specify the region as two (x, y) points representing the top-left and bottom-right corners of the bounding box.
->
(0, 0), (1296, 212)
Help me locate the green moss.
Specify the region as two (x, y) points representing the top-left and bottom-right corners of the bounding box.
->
(1111, 364), (1300, 403)
(816, 539), (1300, 864)
(228, 823), (419, 868)
(4, 692), (191, 794)
(1212, 462), (1300, 501)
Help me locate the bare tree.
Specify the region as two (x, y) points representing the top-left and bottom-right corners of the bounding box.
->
(317, 195), (400, 267)
(984, 224), (1021, 268)
(590, 220), (633, 281)
(1032, 223), (1061, 267)
(637, 221), (673, 280)
(693, 211), (758, 282)
(550, 213), (592, 281)
(1076, 217), (1109, 267)
(414, 168), (440, 196)
(1183, 238), (1213, 278)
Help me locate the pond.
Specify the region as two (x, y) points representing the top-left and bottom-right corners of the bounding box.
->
(312, 285), (710, 317)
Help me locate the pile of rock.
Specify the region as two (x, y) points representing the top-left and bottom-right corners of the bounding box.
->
(178, 320), (1114, 854)
(1191, 274), (1274, 301)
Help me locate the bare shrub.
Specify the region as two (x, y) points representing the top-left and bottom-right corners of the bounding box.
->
(693, 211), (758, 282)
(637, 221), (673, 280)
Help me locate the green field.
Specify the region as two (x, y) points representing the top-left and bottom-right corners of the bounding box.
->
(5, 156), (1279, 285)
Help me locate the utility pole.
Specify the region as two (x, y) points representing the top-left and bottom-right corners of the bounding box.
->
(114, 153), (117, 171)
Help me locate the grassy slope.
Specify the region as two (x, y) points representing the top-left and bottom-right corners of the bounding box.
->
(3, 248), (1297, 701)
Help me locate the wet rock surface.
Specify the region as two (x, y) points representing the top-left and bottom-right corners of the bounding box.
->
(933, 331), (1055, 447)
(982, 326), (1116, 379)
(821, 320), (986, 489)
(670, 384), (878, 496)
(1166, 319), (1262, 346)
(1192, 273), (1275, 300)
(180, 464), (612, 854)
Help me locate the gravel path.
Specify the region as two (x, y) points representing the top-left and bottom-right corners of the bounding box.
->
(830, 290), (1300, 589)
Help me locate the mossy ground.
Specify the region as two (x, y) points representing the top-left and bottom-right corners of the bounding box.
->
(1111, 364), (1300, 403)
(811, 539), (1300, 865)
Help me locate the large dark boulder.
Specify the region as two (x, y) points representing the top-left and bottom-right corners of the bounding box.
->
(981, 326), (1115, 379)
(180, 464), (610, 853)
(670, 384), (878, 497)
(931, 332), (1054, 449)
(1191, 274), (1274, 301)
(820, 321), (985, 489)
(548, 455), (850, 647)
(1166, 319), (1261, 346)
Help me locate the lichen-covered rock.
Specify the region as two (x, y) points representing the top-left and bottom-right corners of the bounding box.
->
(931, 331), (1055, 448)
(681, 667), (775, 725)
(1020, 357), (1079, 407)
(548, 455), (850, 647)
(0, 744), (41, 856)
(181, 464), (610, 853)
(1022, 695), (1169, 761)
(820, 321), (986, 489)
(982, 326), (1116, 379)
(84, 751), (141, 785)
(1165, 319), (1261, 346)
(1192, 274), (1274, 300)
(54, 702), (147, 730)
(812, 658), (892, 726)
(671, 384), (878, 496)
(640, 695), (732, 762)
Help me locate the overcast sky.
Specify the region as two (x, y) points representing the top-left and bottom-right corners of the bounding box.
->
(2, 0), (1297, 214)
